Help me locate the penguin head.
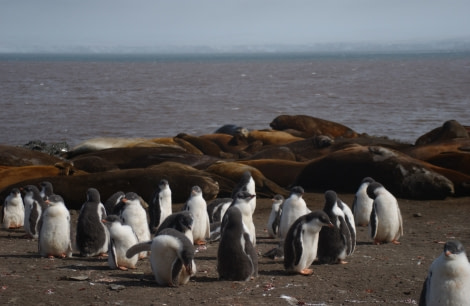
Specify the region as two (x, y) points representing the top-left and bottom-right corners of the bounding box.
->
(86, 188), (101, 203)
(10, 188), (21, 197)
(444, 240), (466, 259)
(178, 212), (194, 231)
(324, 190), (337, 210)
(289, 186), (304, 198)
(45, 194), (64, 206)
(361, 177), (375, 185)
(190, 186), (202, 197)
(366, 182), (384, 199)
(159, 179), (169, 190)
(102, 214), (123, 227)
(306, 211), (334, 228)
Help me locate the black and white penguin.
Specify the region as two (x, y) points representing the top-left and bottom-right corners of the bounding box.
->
(39, 181), (55, 200)
(148, 179), (172, 234)
(76, 188), (109, 257)
(120, 192), (152, 257)
(103, 191), (125, 215)
(102, 215), (139, 270)
(317, 190), (356, 264)
(229, 191), (257, 246)
(352, 177), (375, 226)
(231, 171), (256, 214)
(284, 211), (333, 275)
(155, 211), (194, 243)
(279, 186), (311, 243)
(38, 195), (72, 258)
(182, 186), (210, 245)
(218, 206), (258, 281)
(126, 228), (196, 287)
(266, 194), (284, 238)
(22, 185), (45, 239)
(1, 188), (24, 229)
(367, 182), (403, 245)
(207, 197), (232, 223)
(419, 240), (470, 305)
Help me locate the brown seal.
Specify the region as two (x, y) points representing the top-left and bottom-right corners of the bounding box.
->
(246, 130), (304, 145)
(237, 159), (307, 188)
(0, 145), (63, 167)
(269, 114), (358, 139)
(415, 120), (469, 146)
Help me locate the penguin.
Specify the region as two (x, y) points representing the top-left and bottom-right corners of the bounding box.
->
(279, 186), (311, 244)
(317, 190), (356, 264)
(22, 185), (45, 239)
(148, 179), (172, 234)
(218, 206), (258, 281)
(367, 182), (403, 245)
(231, 171), (256, 214)
(207, 197), (232, 223)
(229, 191), (257, 246)
(419, 240), (470, 305)
(38, 195), (72, 258)
(103, 191), (125, 215)
(352, 177), (375, 226)
(284, 211), (334, 275)
(155, 211), (194, 243)
(266, 194), (284, 238)
(120, 192), (152, 258)
(1, 188), (25, 229)
(182, 186), (210, 245)
(76, 188), (109, 257)
(39, 181), (54, 200)
(102, 215), (139, 270)
(126, 228), (196, 287)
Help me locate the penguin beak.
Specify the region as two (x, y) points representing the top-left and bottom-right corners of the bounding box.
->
(445, 250), (452, 257)
(185, 263), (192, 274)
(327, 222), (334, 228)
(101, 219), (107, 223)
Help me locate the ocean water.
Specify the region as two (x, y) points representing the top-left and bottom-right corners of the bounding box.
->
(1, 51), (469, 147)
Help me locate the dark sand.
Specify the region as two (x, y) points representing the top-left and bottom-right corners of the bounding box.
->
(1, 192), (469, 305)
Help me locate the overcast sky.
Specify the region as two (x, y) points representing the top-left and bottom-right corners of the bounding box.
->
(1, 0), (470, 52)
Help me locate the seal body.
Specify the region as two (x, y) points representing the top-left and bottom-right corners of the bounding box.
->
(149, 179), (172, 233)
(1, 188), (24, 229)
(102, 215), (139, 270)
(352, 177), (375, 226)
(419, 240), (470, 305)
(367, 182), (403, 244)
(267, 194), (284, 238)
(284, 211), (333, 275)
(218, 206), (258, 281)
(76, 188), (109, 257)
(182, 186), (210, 245)
(38, 195), (72, 258)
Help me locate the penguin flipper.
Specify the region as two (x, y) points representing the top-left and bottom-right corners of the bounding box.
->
(397, 205), (404, 238)
(292, 224), (303, 267)
(29, 202), (41, 236)
(369, 202), (378, 240)
(149, 190), (162, 231)
(351, 195), (358, 215)
(171, 258), (183, 287)
(243, 232), (258, 277)
(0, 203), (5, 225)
(419, 274), (431, 306)
(126, 240), (152, 258)
(109, 239), (118, 269)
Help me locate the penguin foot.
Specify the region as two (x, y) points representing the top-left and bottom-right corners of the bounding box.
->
(391, 240), (401, 245)
(47, 255), (55, 259)
(373, 240), (382, 245)
(339, 260), (348, 264)
(195, 239), (206, 245)
(118, 266), (128, 271)
(59, 253), (68, 258)
(299, 268), (313, 276)
(98, 253), (108, 259)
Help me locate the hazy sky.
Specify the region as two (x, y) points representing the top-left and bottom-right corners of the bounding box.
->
(1, 0), (470, 52)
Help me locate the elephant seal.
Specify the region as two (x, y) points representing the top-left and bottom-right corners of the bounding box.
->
(246, 130), (304, 146)
(0, 145), (63, 167)
(237, 159), (307, 188)
(415, 120), (469, 146)
(270, 114), (358, 139)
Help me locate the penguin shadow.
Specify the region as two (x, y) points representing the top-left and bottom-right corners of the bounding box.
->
(0, 231), (29, 240)
(59, 263), (111, 271)
(193, 255), (217, 261)
(257, 268), (288, 276)
(191, 275), (219, 283)
(0, 252), (41, 259)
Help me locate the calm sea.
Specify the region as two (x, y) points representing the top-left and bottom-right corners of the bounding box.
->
(1, 51), (469, 147)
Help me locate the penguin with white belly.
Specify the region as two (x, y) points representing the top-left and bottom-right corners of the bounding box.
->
(352, 177), (375, 226)
(148, 179), (172, 234)
(229, 191), (257, 246)
(155, 211), (194, 243)
(419, 240), (470, 305)
(38, 195), (72, 258)
(22, 185), (45, 239)
(284, 211), (333, 275)
(367, 182), (403, 245)
(102, 215), (139, 270)
(1, 188), (25, 229)
(231, 171), (256, 214)
(218, 206), (258, 281)
(266, 194), (284, 238)
(39, 181), (55, 200)
(279, 186), (310, 244)
(182, 186), (210, 245)
(76, 188), (109, 257)
(126, 228), (196, 287)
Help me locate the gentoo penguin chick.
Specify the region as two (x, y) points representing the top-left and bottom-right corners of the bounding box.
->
(207, 197), (232, 223)
(103, 191), (125, 215)
(352, 177), (375, 226)
(267, 194), (284, 238)
(284, 211), (333, 275)
(1, 188), (25, 229)
(218, 206), (258, 281)
(148, 179), (172, 234)
(279, 186), (311, 244)
(367, 182), (403, 245)
(126, 228), (196, 287)
(155, 211), (194, 243)
(22, 185), (45, 239)
(38, 195), (72, 258)
(39, 181), (54, 200)
(419, 240), (470, 305)
(120, 192), (152, 258)
(76, 188), (109, 257)
(231, 171), (256, 214)
(182, 186), (210, 245)
(102, 215), (139, 271)
(229, 191), (257, 246)
(317, 190), (356, 264)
